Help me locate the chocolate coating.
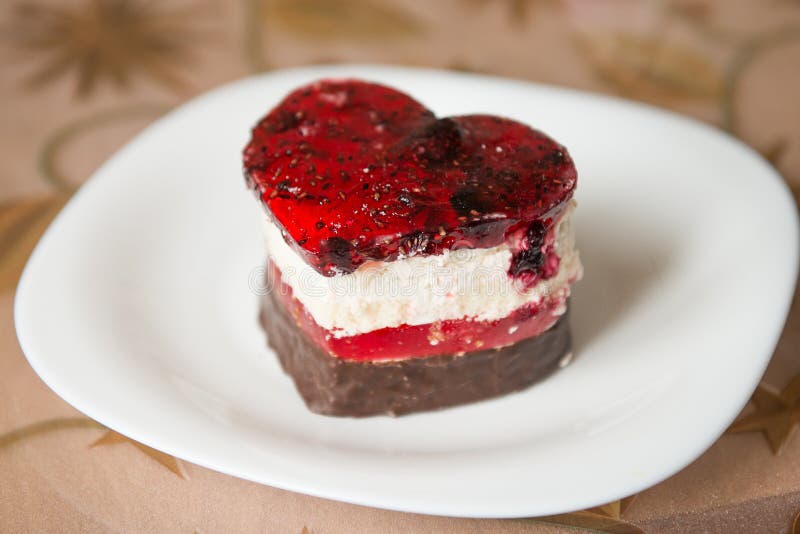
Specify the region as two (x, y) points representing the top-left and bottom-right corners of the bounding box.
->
(260, 288), (573, 417)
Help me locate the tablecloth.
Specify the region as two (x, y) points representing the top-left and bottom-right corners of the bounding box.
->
(2, 1), (800, 532)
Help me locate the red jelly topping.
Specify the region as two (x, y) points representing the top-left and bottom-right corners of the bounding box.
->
(244, 79), (577, 276)
(270, 262), (567, 361)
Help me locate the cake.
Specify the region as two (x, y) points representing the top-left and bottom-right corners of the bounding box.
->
(243, 79), (582, 417)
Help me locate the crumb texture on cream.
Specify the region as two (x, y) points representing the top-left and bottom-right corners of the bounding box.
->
(264, 202), (582, 337)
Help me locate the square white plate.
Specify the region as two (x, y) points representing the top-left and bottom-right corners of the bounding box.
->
(15, 65), (798, 517)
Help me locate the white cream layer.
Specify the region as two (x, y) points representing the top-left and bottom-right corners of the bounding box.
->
(264, 202), (582, 337)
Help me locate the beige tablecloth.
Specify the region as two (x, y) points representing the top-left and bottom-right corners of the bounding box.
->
(2, 1), (800, 532)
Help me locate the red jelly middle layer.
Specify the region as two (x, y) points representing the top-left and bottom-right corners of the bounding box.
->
(269, 261), (567, 362)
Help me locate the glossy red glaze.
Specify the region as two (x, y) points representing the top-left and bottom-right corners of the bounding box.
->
(269, 262), (567, 361)
(244, 79), (577, 276)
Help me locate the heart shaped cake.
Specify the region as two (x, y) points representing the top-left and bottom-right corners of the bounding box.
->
(243, 79), (582, 416)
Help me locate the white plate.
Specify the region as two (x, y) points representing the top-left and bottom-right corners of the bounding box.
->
(15, 65), (798, 518)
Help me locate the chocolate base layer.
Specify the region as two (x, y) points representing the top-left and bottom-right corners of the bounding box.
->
(260, 290), (572, 417)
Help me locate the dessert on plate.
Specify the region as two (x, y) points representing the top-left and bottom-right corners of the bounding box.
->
(243, 79), (582, 417)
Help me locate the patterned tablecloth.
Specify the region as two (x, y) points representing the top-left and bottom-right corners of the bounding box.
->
(2, 1), (800, 532)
